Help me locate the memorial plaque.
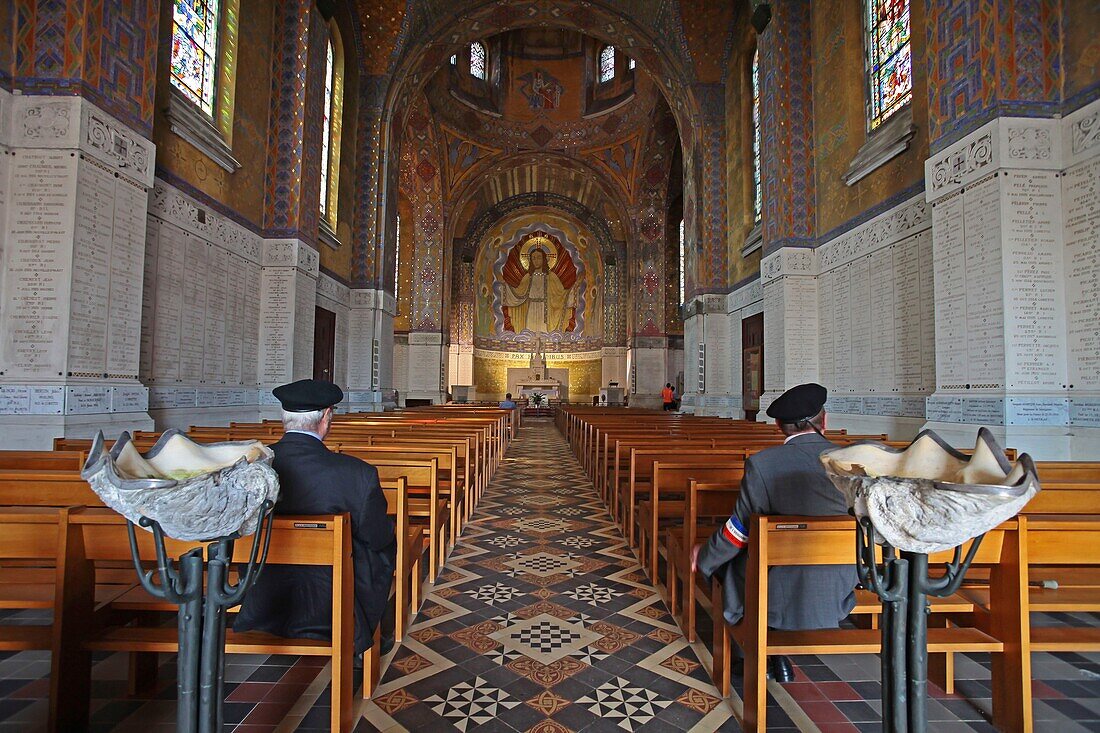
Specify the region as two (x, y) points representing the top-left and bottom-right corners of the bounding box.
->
(2, 151), (78, 378)
(259, 269), (293, 383)
(785, 279), (819, 386)
(1070, 398), (1100, 427)
(762, 283), (784, 392)
(869, 248), (896, 392)
(926, 395), (963, 423)
(30, 386), (66, 414)
(0, 386), (30, 414)
(106, 177), (147, 376)
(67, 160), (113, 375)
(293, 276), (316, 380)
(918, 231), (937, 391)
(148, 386), (196, 409)
(1001, 170), (1065, 390)
(241, 261), (261, 385)
(66, 386), (111, 414)
(197, 389), (230, 408)
(963, 175), (1005, 385)
(707, 314), (730, 393)
(932, 193), (968, 386)
(223, 253), (245, 385)
(1064, 158), (1100, 390)
(900, 396), (927, 418)
(817, 270), (835, 391)
(831, 267), (852, 391)
(962, 396), (1005, 425)
(110, 385), (148, 413)
(152, 222), (185, 381)
(849, 258), (872, 389)
(1005, 397), (1068, 426)
(140, 218), (159, 379)
(203, 246), (228, 383)
(0, 144), (8, 254)
(179, 236), (207, 382)
(893, 238), (923, 391)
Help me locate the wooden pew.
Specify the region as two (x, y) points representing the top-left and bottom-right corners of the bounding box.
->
(366, 459), (445, 582)
(638, 461), (745, 582)
(71, 509), (360, 731)
(0, 451), (86, 471)
(711, 515), (1003, 732)
(666, 480), (740, 641)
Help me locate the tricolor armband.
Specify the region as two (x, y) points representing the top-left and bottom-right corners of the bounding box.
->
(721, 515), (748, 548)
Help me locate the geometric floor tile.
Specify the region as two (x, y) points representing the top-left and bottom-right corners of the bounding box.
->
(503, 551), (582, 578)
(489, 612), (601, 664)
(563, 581), (624, 606)
(575, 676), (674, 731)
(422, 676), (521, 732)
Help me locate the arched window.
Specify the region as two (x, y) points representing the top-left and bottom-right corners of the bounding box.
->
(678, 219), (686, 304)
(751, 48), (762, 224)
(170, 0), (222, 116)
(599, 45), (616, 83)
(865, 0), (912, 130)
(470, 42), (487, 80)
(449, 54), (457, 66)
(319, 39), (335, 219)
(627, 56), (636, 71)
(318, 25), (344, 231)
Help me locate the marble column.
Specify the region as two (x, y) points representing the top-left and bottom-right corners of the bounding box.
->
(0, 91), (156, 447)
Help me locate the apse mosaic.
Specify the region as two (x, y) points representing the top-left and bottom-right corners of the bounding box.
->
(474, 215), (604, 352)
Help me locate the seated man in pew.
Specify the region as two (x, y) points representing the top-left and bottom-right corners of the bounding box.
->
(235, 379), (397, 658)
(692, 383), (856, 683)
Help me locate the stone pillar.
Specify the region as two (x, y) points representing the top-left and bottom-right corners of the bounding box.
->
(628, 337), (669, 409)
(257, 239), (318, 416)
(758, 248), (819, 418)
(347, 288), (395, 412)
(407, 332), (445, 404)
(0, 92), (155, 447)
(923, 105), (1100, 458)
(759, 0), (815, 255)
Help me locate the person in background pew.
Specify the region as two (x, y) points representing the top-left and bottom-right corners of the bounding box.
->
(235, 379), (397, 658)
(691, 383), (856, 683)
(500, 393), (517, 410)
(662, 383), (676, 411)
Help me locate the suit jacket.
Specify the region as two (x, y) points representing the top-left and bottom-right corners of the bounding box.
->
(234, 432), (396, 654)
(696, 432), (857, 630)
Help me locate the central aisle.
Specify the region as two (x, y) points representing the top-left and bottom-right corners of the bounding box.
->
(363, 419), (739, 732)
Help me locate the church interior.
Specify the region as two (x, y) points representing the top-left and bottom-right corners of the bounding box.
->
(0, 0), (1099, 731)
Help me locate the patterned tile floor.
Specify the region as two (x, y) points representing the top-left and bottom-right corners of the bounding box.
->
(0, 420), (1098, 731)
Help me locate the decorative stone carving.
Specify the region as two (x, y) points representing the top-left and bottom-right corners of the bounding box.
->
(85, 111), (151, 180)
(1006, 125), (1052, 162)
(929, 132), (994, 194)
(82, 430), (279, 541)
(820, 428), (1040, 554)
(20, 101), (72, 141)
(1071, 109), (1099, 155)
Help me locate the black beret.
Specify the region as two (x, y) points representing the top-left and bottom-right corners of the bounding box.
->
(766, 383), (827, 422)
(272, 379), (344, 412)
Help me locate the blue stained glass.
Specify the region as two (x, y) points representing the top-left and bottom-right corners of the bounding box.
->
(170, 0), (222, 116)
(866, 0), (911, 130)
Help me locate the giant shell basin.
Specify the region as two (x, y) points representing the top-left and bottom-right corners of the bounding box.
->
(82, 429), (280, 542)
(819, 428), (1040, 554)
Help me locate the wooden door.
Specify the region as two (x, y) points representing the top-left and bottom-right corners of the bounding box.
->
(742, 312), (763, 421)
(314, 306), (337, 383)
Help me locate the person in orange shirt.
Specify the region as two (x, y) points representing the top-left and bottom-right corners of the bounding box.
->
(661, 383), (676, 411)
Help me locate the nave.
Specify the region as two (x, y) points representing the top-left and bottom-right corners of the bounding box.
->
(0, 420), (1098, 731)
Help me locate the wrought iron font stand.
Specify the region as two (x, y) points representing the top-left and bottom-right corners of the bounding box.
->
(855, 517), (984, 733)
(125, 501), (275, 733)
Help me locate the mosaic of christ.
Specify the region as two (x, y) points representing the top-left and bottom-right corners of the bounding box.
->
(499, 234), (579, 335)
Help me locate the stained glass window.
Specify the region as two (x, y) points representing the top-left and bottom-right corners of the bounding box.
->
(752, 48), (762, 223)
(679, 219), (686, 304)
(450, 54), (457, 65)
(470, 42), (487, 80)
(170, 0), (222, 116)
(599, 45), (616, 83)
(628, 57), (636, 71)
(866, 0), (912, 130)
(320, 39), (335, 218)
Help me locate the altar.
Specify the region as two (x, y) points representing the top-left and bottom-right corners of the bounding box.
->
(516, 378), (565, 402)
(505, 338), (569, 402)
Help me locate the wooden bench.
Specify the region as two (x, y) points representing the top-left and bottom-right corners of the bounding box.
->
(711, 515), (1004, 732)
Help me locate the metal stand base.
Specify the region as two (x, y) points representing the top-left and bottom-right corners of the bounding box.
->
(856, 518), (983, 733)
(126, 502), (274, 733)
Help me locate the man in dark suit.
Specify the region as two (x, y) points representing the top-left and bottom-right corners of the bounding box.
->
(235, 379), (396, 657)
(692, 383), (856, 682)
